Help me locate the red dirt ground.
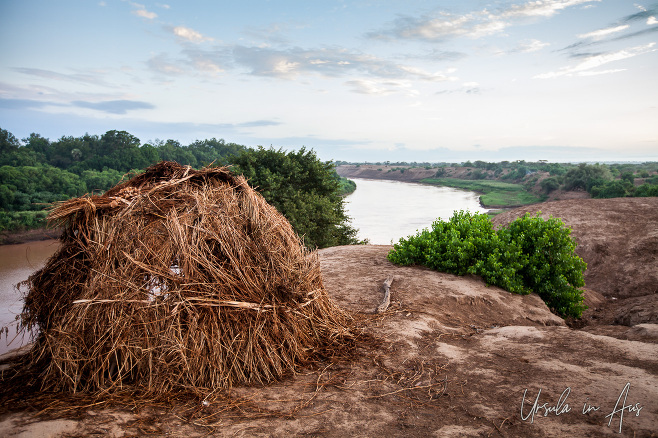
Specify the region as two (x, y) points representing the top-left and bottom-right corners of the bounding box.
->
(1, 198), (656, 437)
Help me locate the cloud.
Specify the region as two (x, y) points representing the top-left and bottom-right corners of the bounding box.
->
(512, 39), (551, 53)
(577, 25), (629, 39)
(235, 120), (281, 128)
(148, 42), (459, 90)
(181, 47), (230, 73)
(491, 38), (550, 55)
(560, 25), (658, 53)
(0, 98), (63, 110)
(435, 82), (483, 95)
(232, 46), (338, 78)
(72, 100), (155, 114)
(147, 47), (231, 77)
(499, 0), (601, 18)
(405, 49), (467, 62)
(11, 67), (109, 86)
(368, 11), (503, 41)
(610, 25), (658, 40)
(576, 68), (626, 76)
(242, 23), (293, 46)
(133, 8), (157, 19)
(0, 97), (153, 115)
(398, 65), (458, 82)
(344, 79), (415, 96)
(620, 6), (658, 23)
(535, 42), (656, 78)
(368, 0), (600, 42)
(172, 26), (213, 43)
(567, 50), (606, 58)
(147, 53), (186, 75)
(231, 45), (458, 82)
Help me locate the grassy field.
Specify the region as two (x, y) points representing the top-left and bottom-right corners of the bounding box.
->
(420, 178), (544, 208)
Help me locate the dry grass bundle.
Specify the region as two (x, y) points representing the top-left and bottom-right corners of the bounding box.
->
(18, 161), (353, 395)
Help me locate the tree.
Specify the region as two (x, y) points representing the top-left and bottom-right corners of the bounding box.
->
(157, 139), (198, 167)
(23, 133), (50, 156)
(540, 177), (560, 194)
(590, 180), (632, 198)
(188, 138), (245, 166)
(635, 183), (658, 197)
(563, 163), (612, 192)
(0, 128), (20, 153)
(99, 130), (140, 155)
(229, 146), (360, 248)
(620, 171), (635, 184)
(81, 169), (125, 193)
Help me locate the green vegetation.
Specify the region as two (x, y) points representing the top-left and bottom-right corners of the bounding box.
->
(0, 127), (359, 249)
(563, 163), (613, 191)
(229, 147), (360, 248)
(347, 159), (658, 203)
(560, 163), (658, 199)
(0, 210), (49, 233)
(387, 211), (587, 318)
(338, 176), (357, 195)
(420, 178), (544, 207)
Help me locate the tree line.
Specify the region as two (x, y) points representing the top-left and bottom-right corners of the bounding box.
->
(0, 127), (359, 248)
(430, 160), (658, 198)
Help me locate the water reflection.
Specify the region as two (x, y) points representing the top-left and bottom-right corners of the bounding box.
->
(344, 178), (486, 245)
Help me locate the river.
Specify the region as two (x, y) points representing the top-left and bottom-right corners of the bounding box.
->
(343, 178), (486, 244)
(0, 178), (485, 355)
(0, 239), (59, 355)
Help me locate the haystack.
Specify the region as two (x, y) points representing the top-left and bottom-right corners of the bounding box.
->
(19, 161), (353, 394)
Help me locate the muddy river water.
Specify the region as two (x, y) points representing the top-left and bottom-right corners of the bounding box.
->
(0, 239), (59, 354)
(343, 178), (485, 244)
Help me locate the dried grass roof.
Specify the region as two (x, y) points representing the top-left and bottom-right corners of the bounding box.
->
(19, 161), (353, 394)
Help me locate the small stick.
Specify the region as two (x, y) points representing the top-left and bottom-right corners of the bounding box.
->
(375, 276), (394, 313)
(365, 381), (446, 398)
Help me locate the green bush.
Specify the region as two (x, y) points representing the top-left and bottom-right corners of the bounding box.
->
(0, 210), (49, 232)
(337, 176), (357, 195)
(635, 183), (658, 197)
(387, 211), (587, 318)
(434, 168), (446, 177)
(590, 180), (632, 198)
(563, 163), (612, 191)
(540, 177), (560, 194)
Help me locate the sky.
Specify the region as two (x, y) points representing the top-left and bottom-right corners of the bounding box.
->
(1, 0), (657, 163)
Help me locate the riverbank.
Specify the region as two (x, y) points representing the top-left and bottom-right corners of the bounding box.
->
(420, 177), (544, 208)
(336, 164), (544, 208)
(338, 176), (356, 196)
(0, 227), (61, 245)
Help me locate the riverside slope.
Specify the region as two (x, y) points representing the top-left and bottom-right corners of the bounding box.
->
(1, 198), (657, 437)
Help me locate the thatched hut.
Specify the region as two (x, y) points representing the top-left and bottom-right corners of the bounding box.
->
(19, 161), (353, 394)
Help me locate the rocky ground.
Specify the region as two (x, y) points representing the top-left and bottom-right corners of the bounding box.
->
(0, 198), (656, 437)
